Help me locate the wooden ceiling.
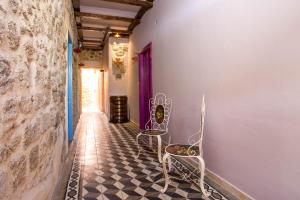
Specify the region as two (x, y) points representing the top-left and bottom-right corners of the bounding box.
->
(72, 0), (154, 51)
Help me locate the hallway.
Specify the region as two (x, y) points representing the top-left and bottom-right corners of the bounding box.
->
(65, 113), (227, 200)
(1, 0), (300, 199)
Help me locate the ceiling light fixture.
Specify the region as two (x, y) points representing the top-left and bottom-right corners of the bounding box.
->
(115, 33), (120, 38)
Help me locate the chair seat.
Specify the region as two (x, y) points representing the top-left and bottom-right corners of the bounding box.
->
(140, 130), (167, 136)
(165, 144), (200, 157)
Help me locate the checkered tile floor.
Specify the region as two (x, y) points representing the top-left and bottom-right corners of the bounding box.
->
(65, 113), (229, 200)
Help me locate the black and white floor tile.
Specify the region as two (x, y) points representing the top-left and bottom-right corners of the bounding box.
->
(65, 113), (229, 200)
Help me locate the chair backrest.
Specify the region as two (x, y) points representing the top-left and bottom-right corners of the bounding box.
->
(147, 93), (172, 131)
(187, 95), (206, 156)
(199, 95), (206, 154)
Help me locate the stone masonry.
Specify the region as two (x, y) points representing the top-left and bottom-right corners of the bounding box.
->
(79, 49), (102, 62)
(79, 49), (102, 69)
(0, 0), (80, 199)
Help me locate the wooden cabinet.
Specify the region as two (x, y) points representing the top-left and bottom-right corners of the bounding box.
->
(110, 96), (129, 123)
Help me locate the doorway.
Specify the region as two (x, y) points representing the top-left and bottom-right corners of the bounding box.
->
(139, 43), (153, 129)
(81, 68), (102, 112)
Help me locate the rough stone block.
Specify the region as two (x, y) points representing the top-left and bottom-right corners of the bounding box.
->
(8, 135), (21, 151)
(0, 56), (11, 80)
(39, 113), (51, 133)
(24, 42), (35, 62)
(29, 145), (39, 171)
(19, 96), (33, 114)
(38, 54), (47, 68)
(1, 98), (19, 123)
(7, 21), (20, 50)
(23, 122), (40, 148)
(0, 145), (11, 163)
(35, 69), (52, 90)
(47, 127), (58, 146)
(0, 122), (16, 136)
(9, 154), (27, 189)
(9, 0), (21, 14)
(0, 78), (14, 95)
(15, 61), (30, 88)
(2, 98), (17, 113)
(32, 93), (42, 111)
(0, 169), (8, 194)
(1, 111), (17, 123)
(9, 154), (26, 175)
(20, 24), (33, 37)
(0, 22), (5, 46)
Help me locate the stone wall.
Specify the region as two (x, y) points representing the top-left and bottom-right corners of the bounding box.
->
(79, 49), (102, 68)
(0, 0), (79, 199)
(80, 49), (101, 61)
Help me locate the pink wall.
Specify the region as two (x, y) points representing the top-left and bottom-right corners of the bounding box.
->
(128, 0), (300, 199)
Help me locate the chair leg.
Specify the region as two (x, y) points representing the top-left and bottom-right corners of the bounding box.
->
(161, 153), (170, 193)
(149, 136), (153, 149)
(136, 133), (142, 159)
(167, 155), (172, 171)
(196, 156), (210, 198)
(156, 135), (162, 163)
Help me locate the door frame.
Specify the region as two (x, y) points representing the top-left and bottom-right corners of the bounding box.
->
(100, 70), (105, 112)
(67, 33), (73, 142)
(139, 43), (153, 129)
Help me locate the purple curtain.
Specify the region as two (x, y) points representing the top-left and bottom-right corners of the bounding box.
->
(139, 43), (153, 129)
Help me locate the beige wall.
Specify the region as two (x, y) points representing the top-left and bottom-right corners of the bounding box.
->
(0, 0), (79, 199)
(108, 37), (129, 96)
(128, 40), (140, 124)
(102, 37), (129, 118)
(102, 38), (110, 117)
(128, 0), (300, 199)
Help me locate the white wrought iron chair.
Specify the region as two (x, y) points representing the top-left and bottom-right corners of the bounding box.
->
(161, 95), (210, 198)
(136, 93), (172, 163)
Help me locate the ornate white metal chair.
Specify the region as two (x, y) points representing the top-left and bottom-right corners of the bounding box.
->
(136, 93), (172, 163)
(161, 95), (210, 198)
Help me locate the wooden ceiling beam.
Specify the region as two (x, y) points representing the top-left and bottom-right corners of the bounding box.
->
(109, 33), (129, 38)
(72, 0), (80, 11)
(78, 26), (131, 34)
(82, 39), (103, 44)
(82, 47), (103, 51)
(99, 0), (153, 8)
(72, 0), (83, 42)
(75, 11), (138, 23)
(83, 44), (103, 48)
(101, 26), (110, 50)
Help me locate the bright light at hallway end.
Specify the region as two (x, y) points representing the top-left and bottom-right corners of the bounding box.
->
(81, 68), (102, 113)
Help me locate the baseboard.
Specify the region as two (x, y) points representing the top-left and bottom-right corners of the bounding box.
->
(130, 120), (139, 127)
(102, 111), (110, 121)
(205, 169), (255, 200)
(175, 157), (255, 200)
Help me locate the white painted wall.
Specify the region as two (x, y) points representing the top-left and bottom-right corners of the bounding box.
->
(128, 0), (300, 199)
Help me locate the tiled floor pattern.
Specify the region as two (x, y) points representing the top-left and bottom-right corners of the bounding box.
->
(65, 113), (229, 200)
